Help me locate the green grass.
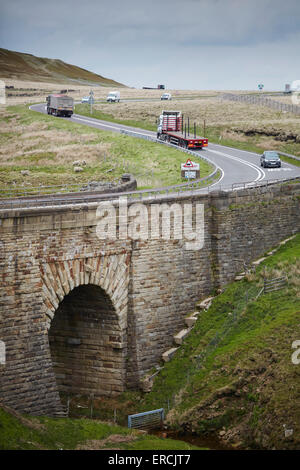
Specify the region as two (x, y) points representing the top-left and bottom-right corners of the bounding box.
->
(280, 155), (300, 167)
(136, 234), (300, 448)
(0, 406), (201, 450)
(75, 103), (158, 132)
(0, 105), (215, 193)
(74, 106), (300, 161)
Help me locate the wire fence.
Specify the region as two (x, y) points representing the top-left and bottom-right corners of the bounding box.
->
(221, 92), (300, 115)
(2, 174), (300, 212)
(263, 276), (287, 293)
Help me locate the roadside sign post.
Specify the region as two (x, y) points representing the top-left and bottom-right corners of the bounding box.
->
(89, 90), (94, 115)
(181, 159), (200, 179)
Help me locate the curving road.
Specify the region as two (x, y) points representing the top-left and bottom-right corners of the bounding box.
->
(30, 103), (300, 191)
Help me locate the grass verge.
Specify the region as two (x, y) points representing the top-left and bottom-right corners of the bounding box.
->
(0, 405), (201, 450)
(0, 104), (214, 194)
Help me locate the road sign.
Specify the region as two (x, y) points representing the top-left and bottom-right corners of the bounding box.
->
(181, 159), (199, 170)
(181, 159), (200, 179)
(258, 83), (264, 90)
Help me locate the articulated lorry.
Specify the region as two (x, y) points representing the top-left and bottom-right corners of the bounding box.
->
(46, 94), (74, 117)
(157, 111), (208, 149)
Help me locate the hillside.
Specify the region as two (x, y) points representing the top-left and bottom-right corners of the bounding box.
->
(53, 234), (300, 451)
(0, 48), (125, 87)
(138, 234), (300, 449)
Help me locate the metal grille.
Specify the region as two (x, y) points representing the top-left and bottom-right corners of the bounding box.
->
(128, 408), (164, 430)
(264, 276), (287, 293)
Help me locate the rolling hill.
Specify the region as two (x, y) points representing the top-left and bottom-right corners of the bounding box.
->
(0, 48), (125, 87)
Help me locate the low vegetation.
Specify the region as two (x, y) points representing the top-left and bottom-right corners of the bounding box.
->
(0, 105), (214, 195)
(0, 48), (124, 87)
(77, 96), (300, 158)
(141, 234), (300, 449)
(0, 405), (200, 450)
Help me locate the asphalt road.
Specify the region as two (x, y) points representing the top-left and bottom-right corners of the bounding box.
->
(30, 103), (300, 191)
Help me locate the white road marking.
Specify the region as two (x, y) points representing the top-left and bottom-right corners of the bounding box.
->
(266, 168), (292, 171)
(206, 148), (265, 182)
(73, 115), (153, 137)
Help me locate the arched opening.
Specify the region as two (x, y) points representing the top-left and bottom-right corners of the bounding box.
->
(48, 284), (125, 398)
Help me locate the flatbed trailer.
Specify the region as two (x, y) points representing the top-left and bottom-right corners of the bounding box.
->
(157, 110), (208, 149)
(159, 130), (208, 149)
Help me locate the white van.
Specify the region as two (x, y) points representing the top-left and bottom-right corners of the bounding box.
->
(106, 91), (120, 102)
(161, 93), (172, 100)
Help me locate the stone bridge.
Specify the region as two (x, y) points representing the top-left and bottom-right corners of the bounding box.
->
(0, 182), (299, 416)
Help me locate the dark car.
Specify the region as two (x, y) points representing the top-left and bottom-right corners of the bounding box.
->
(260, 151), (281, 168)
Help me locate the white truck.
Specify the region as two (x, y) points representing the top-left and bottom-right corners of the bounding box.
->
(106, 91), (120, 102)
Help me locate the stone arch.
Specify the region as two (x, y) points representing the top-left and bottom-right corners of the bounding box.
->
(39, 252), (130, 397)
(40, 253), (129, 330)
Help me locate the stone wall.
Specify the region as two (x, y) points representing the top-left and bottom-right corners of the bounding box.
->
(0, 182), (299, 415)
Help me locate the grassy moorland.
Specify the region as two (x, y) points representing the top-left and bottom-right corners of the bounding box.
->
(0, 105), (214, 195)
(139, 234), (300, 449)
(75, 96), (300, 159)
(0, 48), (124, 87)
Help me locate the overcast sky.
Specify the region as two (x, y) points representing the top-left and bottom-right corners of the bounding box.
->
(0, 0), (299, 90)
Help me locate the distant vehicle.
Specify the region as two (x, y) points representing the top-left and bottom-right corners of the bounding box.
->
(81, 95), (94, 104)
(290, 80), (300, 92)
(158, 84), (165, 89)
(161, 93), (172, 100)
(260, 151), (281, 168)
(106, 91), (120, 102)
(46, 94), (74, 117)
(284, 84), (291, 94)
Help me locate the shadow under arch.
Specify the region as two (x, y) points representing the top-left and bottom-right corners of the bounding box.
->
(48, 284), (126, 399)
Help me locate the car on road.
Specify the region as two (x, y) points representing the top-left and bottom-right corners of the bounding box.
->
(161, 93), (172, 100)
(81, 96), (94, 104)
(260, 151), (281, 168)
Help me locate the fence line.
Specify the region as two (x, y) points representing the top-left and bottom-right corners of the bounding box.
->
(221, 92), (300, 115)
(264, 276), (287, 293)
(0, 175), (299, 212)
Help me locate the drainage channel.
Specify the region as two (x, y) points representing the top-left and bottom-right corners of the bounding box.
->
(150, 430), (237, 450)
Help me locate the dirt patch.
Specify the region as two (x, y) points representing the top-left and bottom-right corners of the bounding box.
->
(230, 126), (300, 143)
(0, 403), (46, 432)
(75, 434), (137, 450)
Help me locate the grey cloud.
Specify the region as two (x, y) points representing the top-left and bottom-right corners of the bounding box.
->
(0, 0), (299, 89)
